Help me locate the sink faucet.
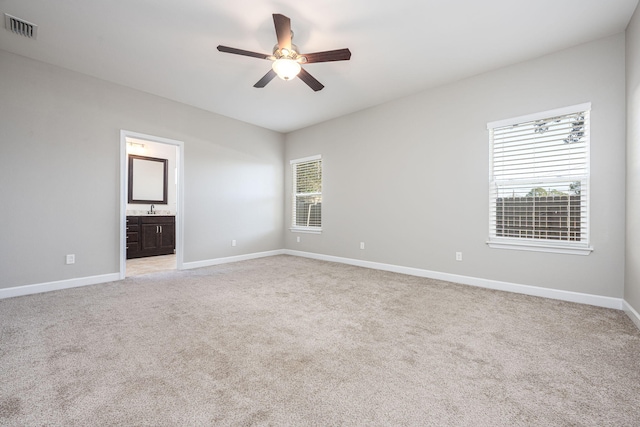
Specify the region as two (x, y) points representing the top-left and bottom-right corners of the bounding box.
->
(148, 204), (155, 214)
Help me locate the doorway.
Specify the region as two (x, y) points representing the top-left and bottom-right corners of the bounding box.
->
(119, 130), (184, 279)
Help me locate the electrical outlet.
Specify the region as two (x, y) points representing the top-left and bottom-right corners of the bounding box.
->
(456, 252), (462, 261)
(296, 236), (301, 243)
(360, 242), (365, 250)
(66, 254), (75, 265)
(232, 240), (237, 247)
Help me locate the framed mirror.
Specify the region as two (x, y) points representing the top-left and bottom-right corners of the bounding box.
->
(128, 155), (168, 204)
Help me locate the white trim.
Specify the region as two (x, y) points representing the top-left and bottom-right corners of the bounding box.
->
(0, 274), (120, 300)
(289, 227), (322, 234)
(181, 250), (285, 270)
(2, 252), (631, 328)
(120, 134), (126, 279)
(0, 250), (284, 299)
(175, 143), (185, 271)
(283, 250), (622, 310)
(290, 154), (321, 164)
(623, 300), (640, 331)
(120, 130), (185, 279)
(487, 102), (592, 129)
(487, 240), (593, 256)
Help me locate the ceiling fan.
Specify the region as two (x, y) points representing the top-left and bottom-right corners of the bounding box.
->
(217, 13), (351, 91)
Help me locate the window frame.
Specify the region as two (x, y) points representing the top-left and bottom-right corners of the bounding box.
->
(290, 154), (322, 234)
(486, 103), (593, 255)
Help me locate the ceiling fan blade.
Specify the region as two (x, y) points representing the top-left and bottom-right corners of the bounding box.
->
(300, 48), (352, 63)
(298, 68), (324, 91)
(217, 45), (271, 60)
(254, 69), (277, 88)
(273, 14), (292, 50)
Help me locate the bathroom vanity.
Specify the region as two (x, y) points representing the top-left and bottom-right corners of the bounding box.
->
(126, 215), (175, 259)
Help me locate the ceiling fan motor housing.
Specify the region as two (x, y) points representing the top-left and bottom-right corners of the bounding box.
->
(273, 43), (307, 63)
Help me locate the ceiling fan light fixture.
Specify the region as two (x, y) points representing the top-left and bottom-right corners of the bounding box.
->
(272, 58), (301, 80)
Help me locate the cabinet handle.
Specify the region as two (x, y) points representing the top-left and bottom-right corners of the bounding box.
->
(160, 226), (163, 233)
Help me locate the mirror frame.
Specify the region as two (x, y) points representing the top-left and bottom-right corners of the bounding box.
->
(128, 154), (168, 204)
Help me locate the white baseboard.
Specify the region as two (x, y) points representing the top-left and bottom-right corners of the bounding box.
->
(0, 273), (121, 300)
(181, 249), (285, 270)
(0, 250), (284, 299)
(2, 250), (630, 322)
(283, 250), (624, 310)
(0, 250), (284, 300)
(623, 300), (640, 330)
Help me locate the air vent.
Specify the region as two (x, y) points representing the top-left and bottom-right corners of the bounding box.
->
(4, 13), (37, 39)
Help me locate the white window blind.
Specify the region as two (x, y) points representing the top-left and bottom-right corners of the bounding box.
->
(487, 104), (592, 255)
(291, 155), (322, 231)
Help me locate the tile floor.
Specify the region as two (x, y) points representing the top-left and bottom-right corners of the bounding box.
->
(126, 254), (176, 277)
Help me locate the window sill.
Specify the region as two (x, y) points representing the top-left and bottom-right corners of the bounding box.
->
(290, 227), (322, 234)
(487, 239), (593, 256)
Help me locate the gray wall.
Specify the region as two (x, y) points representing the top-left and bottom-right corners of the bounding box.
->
(0, 30), (632, 302)
(285, 33), (626, 298)
(0, 50), (284, 288)
(626, 5), (640, 313)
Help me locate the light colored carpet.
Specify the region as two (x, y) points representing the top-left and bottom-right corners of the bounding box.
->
(1, 255), (639, 426)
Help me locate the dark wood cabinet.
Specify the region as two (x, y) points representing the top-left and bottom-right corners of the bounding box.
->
(126, 215), (175, 259)
(126, 216), (141, 258)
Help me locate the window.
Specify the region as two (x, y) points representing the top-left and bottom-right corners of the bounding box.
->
(487, 103), (592, 255)
(291, 155), (322, 232)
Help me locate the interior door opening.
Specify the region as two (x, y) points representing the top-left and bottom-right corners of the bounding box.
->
(120, 130), (184, 279)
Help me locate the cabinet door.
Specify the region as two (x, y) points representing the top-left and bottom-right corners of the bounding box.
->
(159, 223), (175, 250)
(141, 224), (160, 250)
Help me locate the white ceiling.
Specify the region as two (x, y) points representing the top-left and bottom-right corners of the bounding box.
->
(1, 0), (638, 133)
